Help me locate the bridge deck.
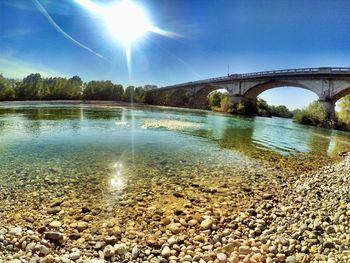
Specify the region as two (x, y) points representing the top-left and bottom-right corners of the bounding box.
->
(154, 67), (350, 91)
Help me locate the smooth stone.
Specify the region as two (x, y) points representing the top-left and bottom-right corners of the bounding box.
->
(132, 246), (139, 259)
(103, 245), (115, 258)
(239, 245), (250, 255)
(9, 227), (22, 235)
(77, 221), (88, 231)
(161, 246), (171, 257)
(216, 253), (227, 263)
(49, 220), (62, 228)
(69, 251), (81, 260)
(114, 244), (127, 255)
(45, 232), (64, 241)
(286, 255), (297, 263)
(200, 218), (213, 230)
(39, 245), (50, 255)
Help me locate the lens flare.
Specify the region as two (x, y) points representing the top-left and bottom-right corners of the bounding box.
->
(105, 1), (151, 45)
(74, 0), (178, 71)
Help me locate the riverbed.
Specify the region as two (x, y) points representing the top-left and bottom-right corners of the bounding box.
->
(0, 102), (349, 262)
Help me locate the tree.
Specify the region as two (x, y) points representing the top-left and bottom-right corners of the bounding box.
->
(67, 76), (83, 99)
(0, 74), (15, 101)
(338, 96), (350, 126)
(208, 91), (222, 109)
(20, 73), (45, 100)
(124, 86), (135, 102)
(257, 98), (270, 116)
(293, 101), (328, 126)
(113, 84), (124, 101)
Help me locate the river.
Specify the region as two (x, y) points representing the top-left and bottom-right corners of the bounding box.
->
(0, 102), (349, 262)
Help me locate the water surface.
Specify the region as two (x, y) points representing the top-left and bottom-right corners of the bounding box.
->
(0, 103), (349, 232)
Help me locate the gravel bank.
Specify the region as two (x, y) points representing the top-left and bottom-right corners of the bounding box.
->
(1, 154), (349, 263)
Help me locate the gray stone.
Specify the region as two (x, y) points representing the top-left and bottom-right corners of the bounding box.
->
(103, 245), (115, 258)
(285, 255), (297, 263)
(132, 246), (139, 259)
(45, 232), (64, 241)
(114, 243), (127, 255)
(39, 245), (50, 255)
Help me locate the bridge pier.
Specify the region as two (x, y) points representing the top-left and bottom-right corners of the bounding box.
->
(318, 99), (335, 120)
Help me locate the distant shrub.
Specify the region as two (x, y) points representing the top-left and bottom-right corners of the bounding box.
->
(293, 101), (329, 127)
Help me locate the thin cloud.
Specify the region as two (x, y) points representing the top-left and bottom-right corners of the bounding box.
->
(0, 56), (61, 79)
(0, 29), (40, 39)
(3, 0), (73, 16)
(31, 0), (104, 59)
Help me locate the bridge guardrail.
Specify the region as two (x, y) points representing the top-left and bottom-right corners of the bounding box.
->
(154, 67), (350, 90)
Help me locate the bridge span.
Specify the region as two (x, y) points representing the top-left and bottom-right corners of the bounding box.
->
(145, 67), (350, 118)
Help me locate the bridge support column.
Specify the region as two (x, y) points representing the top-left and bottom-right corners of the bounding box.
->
(318, 99), (335, 120)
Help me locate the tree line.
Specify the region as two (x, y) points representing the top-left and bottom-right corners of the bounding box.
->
(0, 73), (158, 102)
(208, 91), (293, 118)
(208, 91), (350, 130)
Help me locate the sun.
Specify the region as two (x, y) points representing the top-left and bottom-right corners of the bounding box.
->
(74, 0), (177, 70)
(105, 1), (152, 45)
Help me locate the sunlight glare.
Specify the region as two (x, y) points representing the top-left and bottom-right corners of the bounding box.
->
(111, 162), (125, 190)
(105, 1), (151, 45)
(74, 0), (177, 71)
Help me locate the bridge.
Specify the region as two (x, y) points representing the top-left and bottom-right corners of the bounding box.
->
(145, 67), (350, 118)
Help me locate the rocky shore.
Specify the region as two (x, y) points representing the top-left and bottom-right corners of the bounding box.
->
(1, 154), (349, 263)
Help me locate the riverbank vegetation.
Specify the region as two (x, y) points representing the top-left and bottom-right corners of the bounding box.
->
(208, 91), (350, 131)
(0, 73), (157, 102)
(292, 100), (350, 131)
(208, 91), (293, 118)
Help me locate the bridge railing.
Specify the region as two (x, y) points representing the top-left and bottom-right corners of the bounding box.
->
(154, 67), (350, 90)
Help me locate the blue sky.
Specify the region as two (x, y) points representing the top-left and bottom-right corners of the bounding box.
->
(1, 0), (350, 109)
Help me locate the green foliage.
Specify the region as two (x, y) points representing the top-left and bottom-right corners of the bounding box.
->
(338, 96), (350, 126)
(208, 91), (222, 108)
(293, 101), (329, 126)
(0, 74), (15, 101)
(269, 105), (293, 118)
(257, 98), (270, 116)
(0, 73), (157, 102)
(124, 86), (135, 101)
(209, 95), (292, 118)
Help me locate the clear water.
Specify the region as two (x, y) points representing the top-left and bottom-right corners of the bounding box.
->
(0, 103), (349, 165)
(0, 103), (349, 229)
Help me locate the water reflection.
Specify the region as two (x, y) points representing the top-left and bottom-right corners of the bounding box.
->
(0, 104), (349, 159)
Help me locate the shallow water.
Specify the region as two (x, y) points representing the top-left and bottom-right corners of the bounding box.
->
(0, 103), (349, 231)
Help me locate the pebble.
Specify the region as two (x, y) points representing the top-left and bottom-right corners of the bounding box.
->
(103, 245), (115, 258)
(216, 252), (227, 263)
(200, 218), (213, 230)
(161, 246), (171, 257)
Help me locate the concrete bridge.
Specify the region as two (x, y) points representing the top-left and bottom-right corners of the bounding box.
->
(145, 67), (350, 118)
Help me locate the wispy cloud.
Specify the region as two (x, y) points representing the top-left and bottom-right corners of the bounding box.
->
(2, 0), (34, 12)
(2, 0), (73, 16)
(0, 55), (61, 79)
(0, 28), (41, 39)
(31, 0), (104, 59)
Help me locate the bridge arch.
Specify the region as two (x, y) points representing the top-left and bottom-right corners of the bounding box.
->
(243, 81), (321, 101)
(331, 86), (350, 103)
(167, 88), (193, 107)
(193, 85), (228, 109)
